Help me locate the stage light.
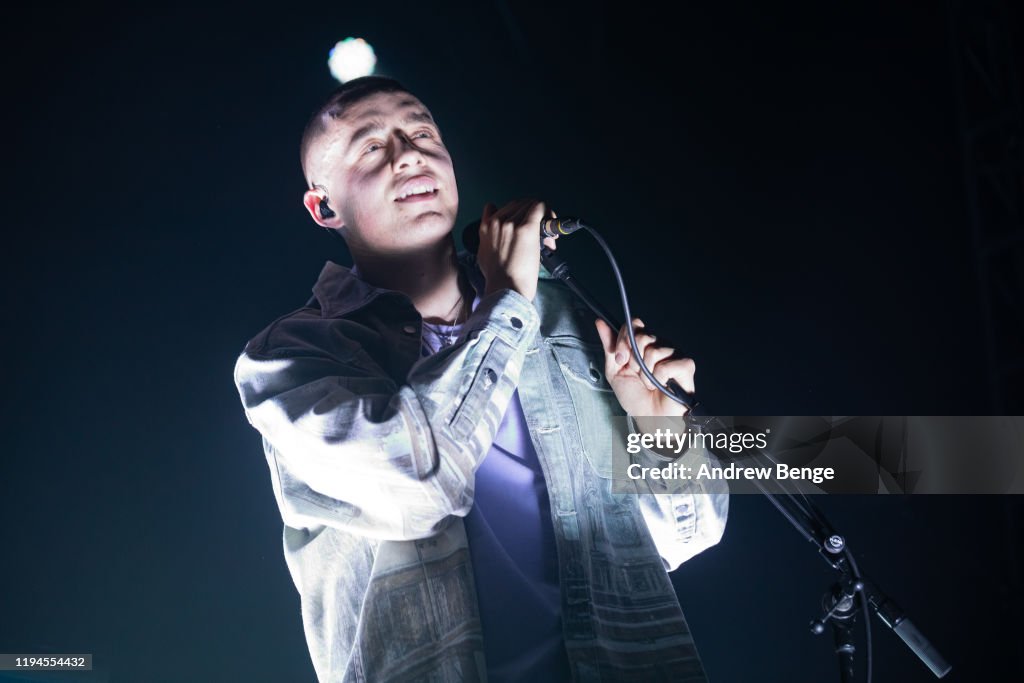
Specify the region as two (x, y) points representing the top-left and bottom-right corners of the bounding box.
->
(327, 37), (377, 83)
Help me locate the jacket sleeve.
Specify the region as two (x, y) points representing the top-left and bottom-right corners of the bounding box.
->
(233, 289), (539, 541)
(630, 418), (729, 571)
(638, 483), (729, 571)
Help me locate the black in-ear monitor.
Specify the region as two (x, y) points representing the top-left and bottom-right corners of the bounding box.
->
(319, 197), (336, 219)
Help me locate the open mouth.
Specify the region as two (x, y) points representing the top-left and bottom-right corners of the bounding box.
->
(395, 188), (440, 203)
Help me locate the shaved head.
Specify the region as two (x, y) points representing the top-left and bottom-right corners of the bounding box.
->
(300, 76), (415, 186)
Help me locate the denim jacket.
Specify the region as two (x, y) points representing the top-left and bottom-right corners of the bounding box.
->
(233, 252), (728, 682)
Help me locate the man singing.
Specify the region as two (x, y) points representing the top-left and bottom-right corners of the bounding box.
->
(233, 75), (728, 682)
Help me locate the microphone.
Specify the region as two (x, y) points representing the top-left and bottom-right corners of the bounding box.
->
(541, 216), (586, 238)
(461, 216), (586, 254)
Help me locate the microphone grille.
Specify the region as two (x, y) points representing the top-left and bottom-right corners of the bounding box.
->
(461, 219), (482, 254)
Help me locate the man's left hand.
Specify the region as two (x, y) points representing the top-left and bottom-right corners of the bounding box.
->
(595, 318), (695, 417)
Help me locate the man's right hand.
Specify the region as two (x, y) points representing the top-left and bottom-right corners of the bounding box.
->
(476, 199), (556, 302)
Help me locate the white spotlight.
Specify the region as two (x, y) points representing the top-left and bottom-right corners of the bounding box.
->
(328, 38), (377, 83)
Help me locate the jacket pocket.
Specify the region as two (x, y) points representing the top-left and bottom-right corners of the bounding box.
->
(448, 332), (515, 442)
(549, 339), (623, 479)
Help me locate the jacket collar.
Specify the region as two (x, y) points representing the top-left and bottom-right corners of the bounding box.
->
(311, 261), (381, 318)
(311, 251), (491, 319)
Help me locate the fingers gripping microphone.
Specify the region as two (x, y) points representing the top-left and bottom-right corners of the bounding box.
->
(461, 216), (585, 253)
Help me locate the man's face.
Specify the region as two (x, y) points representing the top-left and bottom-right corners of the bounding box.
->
(310, 91), (459, 256)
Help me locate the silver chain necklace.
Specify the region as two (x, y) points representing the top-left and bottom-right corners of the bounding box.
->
(422, 294), (465, 348)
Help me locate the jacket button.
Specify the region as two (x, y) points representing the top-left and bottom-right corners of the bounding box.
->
(484, 368), (497, 386)
(510, 317), (523, 329)
(402, 325), (417, 335)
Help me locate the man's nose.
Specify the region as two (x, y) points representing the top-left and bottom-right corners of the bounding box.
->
(392, 133), (425, 168)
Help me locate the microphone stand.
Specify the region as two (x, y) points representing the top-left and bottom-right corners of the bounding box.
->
(540, 244), (618, 330)
(540, 243), (952, 682)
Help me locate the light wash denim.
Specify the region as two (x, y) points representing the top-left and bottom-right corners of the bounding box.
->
(233, 253), (728, 682)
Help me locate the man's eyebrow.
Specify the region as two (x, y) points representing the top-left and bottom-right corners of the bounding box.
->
(345, 110), (437, 151)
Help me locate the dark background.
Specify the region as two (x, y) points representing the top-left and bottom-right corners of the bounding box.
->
(2, 1), (1021, 681)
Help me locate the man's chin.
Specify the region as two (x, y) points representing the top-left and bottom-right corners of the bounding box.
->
(402, 209), (456, 233)
(390, 213), (457, 251)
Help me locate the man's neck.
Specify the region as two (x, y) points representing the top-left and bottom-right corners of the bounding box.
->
(351, 236), (469, 324)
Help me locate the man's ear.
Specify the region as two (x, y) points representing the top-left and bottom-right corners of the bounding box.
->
(303, 187), (342, 229)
